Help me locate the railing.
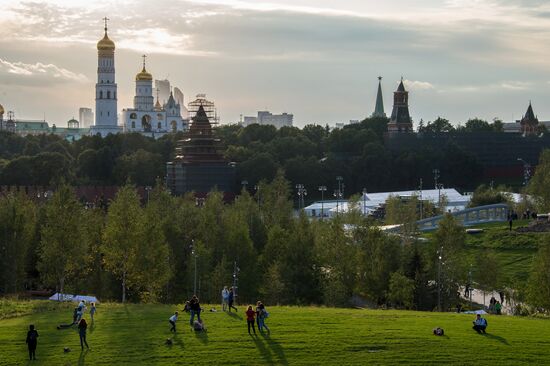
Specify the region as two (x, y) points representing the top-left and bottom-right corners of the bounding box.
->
(416, 204), (509, 232)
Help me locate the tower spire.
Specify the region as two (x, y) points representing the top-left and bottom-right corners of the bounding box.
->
(142, 54), (147, 70)
(372, 76), (386, 118)
(103, 16), (109, 35)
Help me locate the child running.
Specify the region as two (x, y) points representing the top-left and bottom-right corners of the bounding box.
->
(78, 319), (90, 350)
(169, 311), (178, 333)
(90, 303), (97, 323)
(246, 305), (257, 335)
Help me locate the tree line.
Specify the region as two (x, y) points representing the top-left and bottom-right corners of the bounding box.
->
(1, 169), (550, 312)
(0, 115), (495, 200)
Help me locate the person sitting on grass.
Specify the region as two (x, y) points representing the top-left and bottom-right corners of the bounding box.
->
(26, 324), (39, 361)
(169, 311), (178, 333)
(472, 314), (488, 334)
(246, 305), (257, 335)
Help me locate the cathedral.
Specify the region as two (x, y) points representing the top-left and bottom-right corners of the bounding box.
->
(121, 56), (187, 136)
(90, 19), (187, 138)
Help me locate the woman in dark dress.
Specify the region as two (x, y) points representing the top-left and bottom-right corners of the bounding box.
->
(26, 324), (39, 360)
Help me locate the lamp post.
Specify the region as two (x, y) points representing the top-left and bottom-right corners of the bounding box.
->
(254, 184), (261, 210)
(241, 180), (248, 191)
(362, 188), (367, 217)
(436, 183), (444, 210)
(437, 246), (443, 312)
(433, 169), (440, 189)
(419, 178), (423, 220)
(296, 184), (307, 210)
(145, 186), (152, 204)
(517, 158), (531, 186)
(335, 176), (344, 216)
(190, 240), (198, 296)
(318, 186), (327, 219)
(233, 261), (239, 305)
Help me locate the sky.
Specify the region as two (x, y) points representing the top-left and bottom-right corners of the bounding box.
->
(2, 0), (550, 127)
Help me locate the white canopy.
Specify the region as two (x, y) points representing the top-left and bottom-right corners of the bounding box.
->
(49, 293), (99, 303)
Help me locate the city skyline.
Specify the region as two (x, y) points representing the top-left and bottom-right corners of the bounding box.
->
(2, 0), (550, 126)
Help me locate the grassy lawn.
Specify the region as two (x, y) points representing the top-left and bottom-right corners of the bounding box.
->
(423, 220), (545, 282)
(1, 301), (550, 365)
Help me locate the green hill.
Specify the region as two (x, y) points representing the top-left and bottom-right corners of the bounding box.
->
(1, 301), (550, 365)
(422, 220), (546, 283)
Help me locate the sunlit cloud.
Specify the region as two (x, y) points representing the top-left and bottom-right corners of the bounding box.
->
(0, 58), (89, 84)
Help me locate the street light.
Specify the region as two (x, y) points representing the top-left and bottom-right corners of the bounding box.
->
(517, 158), (531, 186)
(254, 185), (261, 210)
(419, 178), (424, 220)
(437, 246), (443, 312)
(362, 188), (367, 217)
(233, 261), (240, 305)
(433, 169), (440, 189)
(241, 180), (248, 191)
(145, 186), (152, 204)
(436, 183), (444, 210)
(296, 184), (307, 210)
(335, 176), (344, 216)
(190, 240), (198, 296)
(318, 186), (327, 219)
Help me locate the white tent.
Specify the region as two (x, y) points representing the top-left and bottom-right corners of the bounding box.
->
(49, 293), (99, 303)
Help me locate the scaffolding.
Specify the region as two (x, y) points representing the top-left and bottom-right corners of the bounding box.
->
(188, 94), (219, 124)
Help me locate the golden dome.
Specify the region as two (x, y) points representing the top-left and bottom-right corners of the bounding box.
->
(0, 104), (4, 115)
(97, 32), (115, 51)
(135, 66), (152, 81)
(154, 99), (162, 111)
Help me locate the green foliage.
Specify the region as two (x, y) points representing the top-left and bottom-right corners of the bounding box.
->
(37, 185), (85, 294)
(474, 250), (500, 294)
(527, 242), (550, 310)
(388, 272), (415, 309)
(102, 185), (146, 302)
(0, 193), (37, 294)
(468, 184), (511, 208)
(528, 149), (550, 211)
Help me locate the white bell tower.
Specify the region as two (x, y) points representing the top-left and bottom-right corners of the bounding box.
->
(91, 17), (121, 136)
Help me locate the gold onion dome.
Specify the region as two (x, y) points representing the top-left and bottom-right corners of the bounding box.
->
(136, 66), (152, 81)
(97, 32), (115, 51)
(0, 104), (4, 114)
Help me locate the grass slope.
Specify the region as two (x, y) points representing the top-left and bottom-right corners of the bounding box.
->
(1, 302), (550, 365)
(423, 220), (546, 282)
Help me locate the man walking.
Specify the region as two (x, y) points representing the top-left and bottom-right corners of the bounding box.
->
(221, 286), (229, 311)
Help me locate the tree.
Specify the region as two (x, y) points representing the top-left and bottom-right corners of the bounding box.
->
(0, 193), (37, 294)
(423, 117), (454, 133)
(528, 149), (550, 211)
(527, 243), (550, 310)
(432, 214), (467, 311)
(475, 250), (500, 306)
(462, 118), (493, 132)
(102, 185), (144, 302)
(385, 195), (418, 239)
(388, 272), (415, 309)
(38, 185), (85, 296)
(468, 185), (511, 208)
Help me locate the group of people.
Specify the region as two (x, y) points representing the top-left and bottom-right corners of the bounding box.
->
(170, 295), (205, 332)
(246, 301), (270, 335)
(221, 286), (238, 312)
(168, 291), (271, 336)
(27, 301), (96, 361)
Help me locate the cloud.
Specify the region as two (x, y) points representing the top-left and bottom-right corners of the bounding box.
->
(0, 58), (89, 85)
(404, 80), (435, 91)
